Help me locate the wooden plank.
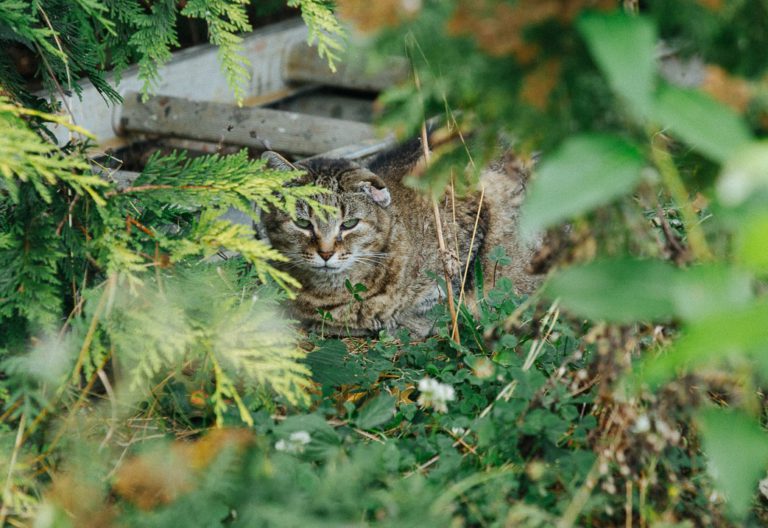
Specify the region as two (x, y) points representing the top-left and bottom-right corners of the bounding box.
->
(44, 18), (309, 149)
(118, 92), (377, 156)
(304, 137), (395, 161)
(283, 43), (409, 92)
(270, 91), (374, 122)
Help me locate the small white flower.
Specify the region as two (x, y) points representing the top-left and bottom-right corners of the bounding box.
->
(472, 358), (494, 379)
(275, 430), (312, 454)
(417, 377), (455, 413)
(633, 414), (651, 433)
(289, 431), (311, 444)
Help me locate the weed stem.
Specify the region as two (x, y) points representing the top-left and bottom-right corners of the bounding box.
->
(649, 131), (712, 261)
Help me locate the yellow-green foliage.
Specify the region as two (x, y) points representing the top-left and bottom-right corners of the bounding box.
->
(0, 98), (107, 204)
(0, 107), (328, 438)
(288, 0), (346, 72)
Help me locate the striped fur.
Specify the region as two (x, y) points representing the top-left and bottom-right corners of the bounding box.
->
(261, 143), (540, 337)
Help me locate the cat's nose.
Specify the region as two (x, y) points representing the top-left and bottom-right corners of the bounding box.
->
(318, 250), (334, 261)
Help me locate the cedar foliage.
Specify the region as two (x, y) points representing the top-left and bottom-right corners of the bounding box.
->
(3, 1), (768, 527)
(0, 1), (341, 518)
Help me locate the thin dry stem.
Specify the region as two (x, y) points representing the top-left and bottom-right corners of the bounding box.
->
(98, 368), (118, 450)
(71, 276), (113, 384)
(452, 185), (485, 341)
(418, 121), (460, 344)
(0, 412), (26, 526)
(36, 5), (77, 135)
(430, 195), (460, 344)
(557, 456), (602, 528)
(30, 352), (112, 460)
(650, 131), (712, 261)
(523, 301), (560, 371)
(410, 57), (460, 344)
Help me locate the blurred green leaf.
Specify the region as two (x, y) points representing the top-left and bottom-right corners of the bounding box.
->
(653, 83), (752, 163)
(578, 13), (656, 117)
(639, 299), (768, 385)
(275, 414), (341, 461)
(671, 265), (753, 321)
(718, 141), (768, 205)
(697, 408), (768, 517)
(355, 393), (396, 430)
(305, 340), (367, 387)
(547, 259), (752, 323)
(736, 212), (768, 274)
(521, 135), (646, 235)
(547, 259), (675, 322)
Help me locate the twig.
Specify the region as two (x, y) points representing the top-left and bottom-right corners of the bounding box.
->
(0, 411), (26, 526)
(649, 131), (712, 261)
(523, 301), (560, 371)
(412, 76), (461, 344)
(126, 215), (156, 238)
(353, 428), (385, 443)
(404, 454), (440, 478)
(655, 205), (686, 256)
(30, 352), (112, 459)
(98, 369), (118, 451)
(453, 186), (485, 341)
(35, 5), (78, 144)
(557, 456), (602, 528)
(55, 194), (81, 236)
(105, 184), (211, 197)
(0, 400), (22, 424)
(71, 276), (113, 384)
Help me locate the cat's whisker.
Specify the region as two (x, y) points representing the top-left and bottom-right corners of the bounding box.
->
(354, 254), (389, 262)
(353, 258), (386, 268)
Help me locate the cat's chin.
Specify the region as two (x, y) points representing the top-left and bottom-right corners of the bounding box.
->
(310, 265), (344, 274)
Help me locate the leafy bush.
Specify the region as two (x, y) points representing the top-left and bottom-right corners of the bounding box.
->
(2, 1), (768, 527)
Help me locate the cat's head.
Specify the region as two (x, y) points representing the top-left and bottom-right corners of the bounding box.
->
(261, 151), (397, 277)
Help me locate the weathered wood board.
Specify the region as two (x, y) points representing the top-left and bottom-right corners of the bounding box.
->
(46, 19), (310, 149)
(283, 42), (410, 92)
(269, 91), (374, 122)
(119, 92), (378, 156)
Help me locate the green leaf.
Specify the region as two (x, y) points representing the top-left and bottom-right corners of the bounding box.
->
(718, 141), (768, 205)
(578, 13), (656, 117)
(546, 259), (752, 323)
(652, 83), (752, 163)
(275, 413), (341, 461)
(639, 299), (768, 385)
(355, 393), (396, 430)
(736, 212), (768, 274)
(697, 408), (768, 517)
(521, 135), (646, 235)
(305, 340), (366, 386)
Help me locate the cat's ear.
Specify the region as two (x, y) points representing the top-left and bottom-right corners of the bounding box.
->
(366, 135), (427, 181)
(343, 171), (392, 207)
(261, 151), (296, 171)
(359, 181), (391, 207)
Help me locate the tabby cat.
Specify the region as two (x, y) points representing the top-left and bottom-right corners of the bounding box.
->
(261, 138), (540, 337)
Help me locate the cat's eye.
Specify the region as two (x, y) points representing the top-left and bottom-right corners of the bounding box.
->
(293, 218), (312, 229)
(341, 218), (360, 230)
